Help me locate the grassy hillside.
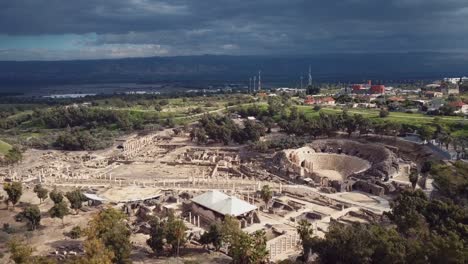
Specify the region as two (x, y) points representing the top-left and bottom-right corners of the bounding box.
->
(0, 139), (12, 155)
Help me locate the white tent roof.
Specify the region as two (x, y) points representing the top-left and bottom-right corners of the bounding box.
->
(191, 190), (257, 216)
(192, 190), (229, 206)
(83, 193), (106, 201)
(119, 193), (162, 203)
(83, 192), (162, 203)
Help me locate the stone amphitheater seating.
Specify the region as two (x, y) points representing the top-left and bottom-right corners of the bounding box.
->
(277, 139), (398, 183)
(303, 153), (370, 177)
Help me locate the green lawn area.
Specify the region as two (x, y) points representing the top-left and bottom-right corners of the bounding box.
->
(0, 139), (12, 155)
(297, 105), (467, 126)
(6, 110), (33, 119)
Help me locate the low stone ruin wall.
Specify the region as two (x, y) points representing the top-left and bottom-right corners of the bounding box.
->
(270, 139), (402, 196)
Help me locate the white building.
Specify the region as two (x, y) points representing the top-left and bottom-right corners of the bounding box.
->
(276, 87), (306, 94)
(455, 104), (468, 115)
(444, 77), (468, 84)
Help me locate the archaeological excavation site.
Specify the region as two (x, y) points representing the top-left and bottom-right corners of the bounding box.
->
(0, 128), (439, 262)
(273, 139), (411, 195)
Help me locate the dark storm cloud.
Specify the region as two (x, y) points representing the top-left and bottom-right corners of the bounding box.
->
(1, 0), (468, 58)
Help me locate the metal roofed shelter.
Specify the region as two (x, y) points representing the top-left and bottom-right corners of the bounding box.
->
(83, 193), (106, 202)
(191, 190), (257, 217)
(83, 192), (163, 204)
(83, 193), (106, 206)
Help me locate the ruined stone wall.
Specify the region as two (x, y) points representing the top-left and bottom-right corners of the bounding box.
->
(306, 139), (399, 179)
(270, 139), (400, 195)
(361, 135), (436, 165)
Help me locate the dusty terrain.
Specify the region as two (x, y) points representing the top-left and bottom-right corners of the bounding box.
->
(0, 129), (412, 263)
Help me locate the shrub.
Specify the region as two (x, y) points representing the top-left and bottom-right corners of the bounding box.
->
(379, 108), (389, 118)
(68, 226), (82, 239)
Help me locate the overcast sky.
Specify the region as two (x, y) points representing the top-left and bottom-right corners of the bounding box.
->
(1, 0), (467, 61)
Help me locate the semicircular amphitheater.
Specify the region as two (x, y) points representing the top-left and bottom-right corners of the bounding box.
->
(295, 152), (371, 182)
(273, 139), (406, 195)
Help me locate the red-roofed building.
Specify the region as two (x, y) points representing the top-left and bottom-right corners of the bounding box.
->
(352, 84), (364, 91)
(320, 97), (336, 105)
(304, 96), (335, 105)
(425, 91), (443, 98)
(370, 85), (385, 94)
(449, 101), (464, 108)
(347, 82), (386, 95)
(304, 96), (315, 105)
(450, 101), (468, 114)
(388, 96), (405, 102)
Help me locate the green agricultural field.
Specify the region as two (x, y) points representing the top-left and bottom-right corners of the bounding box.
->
(0, 139), (12, 155)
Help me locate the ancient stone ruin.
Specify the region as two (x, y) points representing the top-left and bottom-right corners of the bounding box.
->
(271, 139), (406, 196)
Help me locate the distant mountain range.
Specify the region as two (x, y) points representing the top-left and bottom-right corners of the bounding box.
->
(0, 53), (467, 88)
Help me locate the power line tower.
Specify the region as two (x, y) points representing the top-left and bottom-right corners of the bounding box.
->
(258, 71), (262, 91)
(253, 76), (257, 92)
(308, 65), (312, 86)
(300, 76), (303, 89)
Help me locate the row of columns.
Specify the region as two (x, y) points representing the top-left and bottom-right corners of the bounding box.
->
(268, 232), (298, 260)
(187, 212), (200, 227)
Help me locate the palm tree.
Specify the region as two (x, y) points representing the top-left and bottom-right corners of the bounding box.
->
(297, 219), (313, 241)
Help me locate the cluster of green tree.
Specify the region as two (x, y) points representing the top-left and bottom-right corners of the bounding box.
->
(279, 109), (404, 138)
(235, 99), (401, 138)
(0, 104), (38, 119)
(251, 137), (309, 152)
(146, 213), (188, 257)
(235, 104), (267, 119)
(0, 113), (33, 129)
(298, 160), (468, 264)
(54, 128), (105, 151)
(0, 93), (254, 151)
(47, 188), (69, 225)
(47, 188), (89, 225)
(84, 208), (132, 264)
(200, 216), (269, 264)
(1, 146), (23, 165)
(299, 190), (467, 263)
(190, 115), (266, 145)
(30, 106), (151, 130)
(430, 161), (468, 206)
(424, 119), (468, 154)
(8, 106), (172, 150)
(2, 183), (89, 234)
(306, 85), (321, 95)
(91, 93), (247, 108)
(236, 97), (467, 153)
(7, 207), (130, 264)
(3, 182), (22, 209)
